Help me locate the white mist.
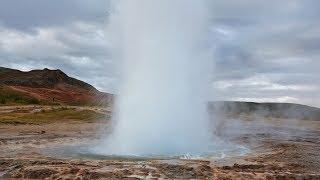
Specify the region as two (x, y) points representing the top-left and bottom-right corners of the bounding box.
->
(98, 0), (214, 156)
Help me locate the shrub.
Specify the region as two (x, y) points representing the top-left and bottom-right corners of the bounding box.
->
(28, 98), (40, 104)
(0, 98), (6, 104)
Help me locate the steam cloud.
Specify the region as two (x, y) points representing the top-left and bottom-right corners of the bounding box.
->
(96, 0), (215, 156)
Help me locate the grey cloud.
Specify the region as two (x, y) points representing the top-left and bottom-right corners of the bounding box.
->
(0, 0), (108, 31)
(209, 0), (320, 107)
(0, 0), (319, 107)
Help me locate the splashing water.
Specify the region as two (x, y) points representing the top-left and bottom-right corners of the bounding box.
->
(94, 0), (222, 157)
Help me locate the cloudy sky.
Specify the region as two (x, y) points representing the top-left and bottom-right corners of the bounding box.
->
(0, 0), (319, 107)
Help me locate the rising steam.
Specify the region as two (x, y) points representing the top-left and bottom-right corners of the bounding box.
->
(96, 0), (215, 156)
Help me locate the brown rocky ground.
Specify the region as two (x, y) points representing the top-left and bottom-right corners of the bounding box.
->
(0, 106), (320, 179)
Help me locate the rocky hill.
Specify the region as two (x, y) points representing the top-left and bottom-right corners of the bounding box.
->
(0, 67), (112, 106)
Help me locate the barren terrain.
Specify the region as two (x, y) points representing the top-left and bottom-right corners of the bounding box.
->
(0, 105), (320, 179)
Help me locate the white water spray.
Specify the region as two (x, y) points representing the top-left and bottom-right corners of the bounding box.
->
(97, 0), (215, 156)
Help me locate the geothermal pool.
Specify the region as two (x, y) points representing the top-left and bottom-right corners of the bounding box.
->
(42, 141), (249, 161)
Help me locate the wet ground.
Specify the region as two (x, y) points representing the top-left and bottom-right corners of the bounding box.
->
(0, 106), (320, 179)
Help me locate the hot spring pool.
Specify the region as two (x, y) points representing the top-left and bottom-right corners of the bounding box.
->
(41, 141), (249, 161)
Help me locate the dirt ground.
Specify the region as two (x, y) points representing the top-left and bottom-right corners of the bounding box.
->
(0, 106), (320, 179)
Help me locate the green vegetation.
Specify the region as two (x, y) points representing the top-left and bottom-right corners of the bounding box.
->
(0, 86), (40, 105)
(0, 107), (107, 125)
(0, 98), (6, 104)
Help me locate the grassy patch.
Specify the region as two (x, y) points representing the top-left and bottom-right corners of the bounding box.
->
(0, 107), (107, 125)
(0, 86), (40, 105)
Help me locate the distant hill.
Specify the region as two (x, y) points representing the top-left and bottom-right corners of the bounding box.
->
(1, 67), (319, 120)
(0, 67), (113, 106)
(209, 101), (320, 121)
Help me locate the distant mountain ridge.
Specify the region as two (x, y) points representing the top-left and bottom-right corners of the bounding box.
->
(0, 67), (112, 106)
(209, 101), (320, 121)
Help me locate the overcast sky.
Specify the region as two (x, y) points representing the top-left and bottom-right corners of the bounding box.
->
(0, 0), (319, 107)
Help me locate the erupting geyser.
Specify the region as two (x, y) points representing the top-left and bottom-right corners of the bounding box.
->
(96, 0), (216, 156)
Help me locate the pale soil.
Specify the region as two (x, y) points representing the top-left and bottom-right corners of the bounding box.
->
(0, 106), (320, 179)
